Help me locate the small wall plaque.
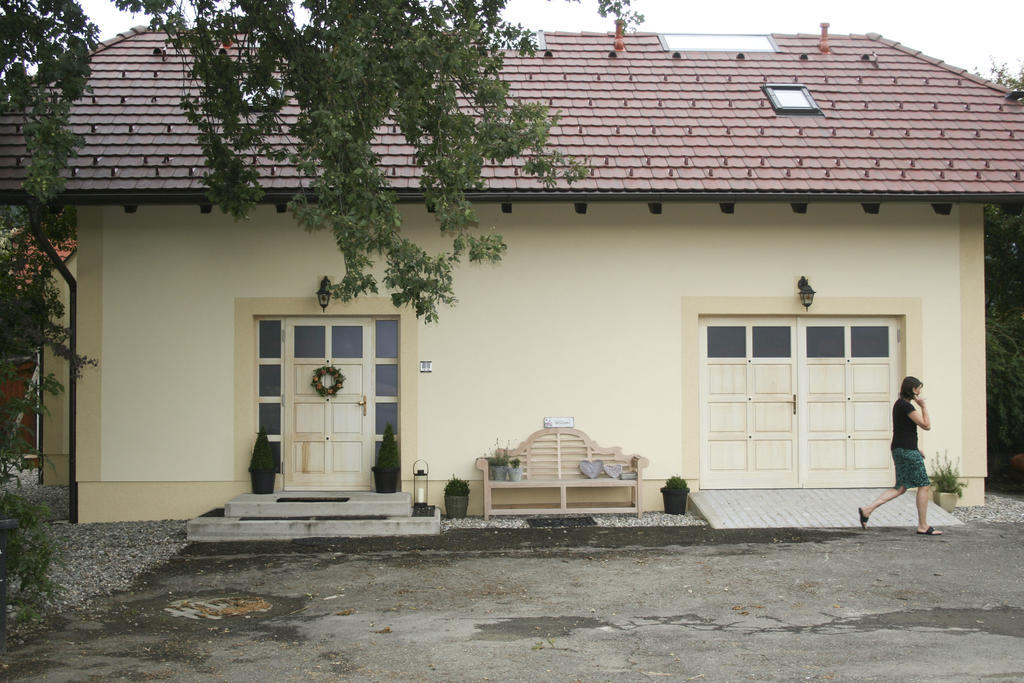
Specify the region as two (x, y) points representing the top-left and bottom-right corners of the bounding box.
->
(419, 361), (433, 373)
(543, 417), (574, 428)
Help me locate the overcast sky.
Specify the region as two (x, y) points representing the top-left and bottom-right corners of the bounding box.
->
(81, 0), (1022, 78)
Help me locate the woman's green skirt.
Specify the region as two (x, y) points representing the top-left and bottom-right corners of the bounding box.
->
(892, 448), (930, 489)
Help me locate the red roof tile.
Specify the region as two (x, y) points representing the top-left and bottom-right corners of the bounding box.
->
(1, 27), (1023, 202)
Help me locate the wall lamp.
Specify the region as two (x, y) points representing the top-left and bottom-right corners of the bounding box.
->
(316, 276), (332, 312)
(797, 276), (816, 310)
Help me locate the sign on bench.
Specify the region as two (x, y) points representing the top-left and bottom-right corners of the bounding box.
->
(474, 428), (648, 520)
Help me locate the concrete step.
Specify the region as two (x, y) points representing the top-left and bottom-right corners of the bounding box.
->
(187, 506), (440, 541)
(224, 491), (412, 519)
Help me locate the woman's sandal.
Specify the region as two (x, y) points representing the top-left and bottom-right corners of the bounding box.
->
(858, 508), (870, 529)
(916, 526), (943, 535)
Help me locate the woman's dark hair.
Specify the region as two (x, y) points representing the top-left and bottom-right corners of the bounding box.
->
(900, 376), (922, 400)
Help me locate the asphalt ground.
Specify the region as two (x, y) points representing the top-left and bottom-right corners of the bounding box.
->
(2, 523), (1023, 681)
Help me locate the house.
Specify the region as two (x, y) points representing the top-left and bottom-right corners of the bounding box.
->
(2, 25), (1021, 522)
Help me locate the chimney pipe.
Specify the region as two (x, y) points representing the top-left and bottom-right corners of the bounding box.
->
(614, 19), (626, 52)
(819, 22), (830, 54)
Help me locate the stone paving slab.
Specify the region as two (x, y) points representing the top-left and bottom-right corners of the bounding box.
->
(689, 488), (963, 529)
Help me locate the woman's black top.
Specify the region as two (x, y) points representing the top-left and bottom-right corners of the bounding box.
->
(891, 398), (918, 451)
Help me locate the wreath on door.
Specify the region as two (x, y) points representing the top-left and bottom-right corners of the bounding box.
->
(311, 366), (346, 397)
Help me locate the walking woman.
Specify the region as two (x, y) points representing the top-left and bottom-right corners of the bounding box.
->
(858, 376), (942, 535)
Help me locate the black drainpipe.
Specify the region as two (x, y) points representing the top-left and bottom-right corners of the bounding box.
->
(36, 349), (44, 485)
(28, 208), (77, 524)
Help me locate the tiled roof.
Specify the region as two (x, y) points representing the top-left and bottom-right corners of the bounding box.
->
(1, 27), (1023, 203)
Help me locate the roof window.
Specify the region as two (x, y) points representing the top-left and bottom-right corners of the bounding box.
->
(763, 84), (822, 115)
(659, 34), (777, 53)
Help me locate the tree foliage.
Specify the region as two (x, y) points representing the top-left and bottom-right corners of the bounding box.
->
(0, 208), (81, 616)
(985, 203), (1024, 317)
(0, 208), (77, 364)
(0, 407), (62, 619)
(984, 61), (1024, 456)
(0, 0), (97, 205)
(120, 0), (638, 321)
(986, 316), (1024, 454)
(1, 1), (97, 615)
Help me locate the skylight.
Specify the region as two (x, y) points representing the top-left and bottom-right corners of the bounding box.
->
(659, 34), (777, 53)
(763, 84), (823, 116)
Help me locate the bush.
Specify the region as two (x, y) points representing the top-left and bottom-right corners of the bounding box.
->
(664, 475), (688, 490)
(986, 315), (1024, 455)
(0, 492), (60, 620)
(0, 365), (63, 619)
(443, 476), (469, 497)
(0, 209), (87, 621)
(376, 422), (400, 469)
(249, 427), (274, 471)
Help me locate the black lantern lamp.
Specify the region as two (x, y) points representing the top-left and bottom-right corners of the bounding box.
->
(413, 459), (429, 508)
(797, 276), (816, 310)
(316, 276), (331, 312)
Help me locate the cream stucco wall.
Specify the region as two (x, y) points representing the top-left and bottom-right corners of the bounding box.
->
(74, 201), (986, 521)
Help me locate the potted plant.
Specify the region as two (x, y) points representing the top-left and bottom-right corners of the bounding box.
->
(372, 422), (400, 493)
(249, 427), (276, 494)
(443, 476), (470, 519)
(486, 447), (510, 481)
(661, 475), (689, 515)
(930, 451), (966, 512)
(508, 457), (524, 482)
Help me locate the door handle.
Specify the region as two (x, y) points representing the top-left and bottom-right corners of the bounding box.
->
(793, 394), (797, 415)
(358, 395), (367, 416)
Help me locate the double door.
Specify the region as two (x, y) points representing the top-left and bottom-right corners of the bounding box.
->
(700, 317), (899, 489)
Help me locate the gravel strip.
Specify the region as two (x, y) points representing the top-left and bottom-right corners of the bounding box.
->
(2, 472), (188, 618)
(441, 511), (707, 531)
(43, 520), (188, 611)
(3, 471), (1022, 624)
(950, 491), (1024, 523)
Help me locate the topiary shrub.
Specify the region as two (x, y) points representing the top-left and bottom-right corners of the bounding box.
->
(443, 476), (469, 497)
(249, 427), (274, 471)
(664, 475), (688, 490)
(376, 422), (400, 469)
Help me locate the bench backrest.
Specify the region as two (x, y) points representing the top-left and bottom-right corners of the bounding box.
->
(508, 428), (638, 480)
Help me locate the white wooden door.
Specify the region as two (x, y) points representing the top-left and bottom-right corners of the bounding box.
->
(700, 316), (900, 489)
(799, 319), (898, 487)
(285, 319), (373, 490)
(700, 319), (799, 488)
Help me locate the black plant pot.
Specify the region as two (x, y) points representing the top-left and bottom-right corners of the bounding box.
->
(661, 487), (689, 515)
(250, 469), (276, 495)
(372, 466), (400, 494)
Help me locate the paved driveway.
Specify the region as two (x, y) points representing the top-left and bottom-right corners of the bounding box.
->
(4, 524), (1023, 680)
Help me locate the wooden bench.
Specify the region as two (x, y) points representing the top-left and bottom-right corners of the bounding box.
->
(475, 428), (648, 520)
